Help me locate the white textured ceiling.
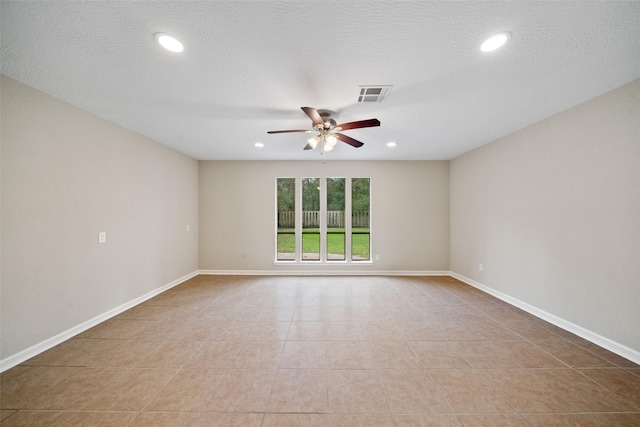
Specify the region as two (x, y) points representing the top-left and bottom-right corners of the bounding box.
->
(2, 1), (640, 160)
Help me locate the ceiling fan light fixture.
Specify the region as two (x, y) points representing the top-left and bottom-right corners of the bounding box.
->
(386, 141), (397, 147)
(325, 134), (338, 147)
(307, 135), (320, 149)
(480, 32), (510, 52)
(154, 32), (184, 53)
(254, 142), (264, 148)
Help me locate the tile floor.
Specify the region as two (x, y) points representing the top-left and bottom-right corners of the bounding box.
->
(1, 275), (639, 426)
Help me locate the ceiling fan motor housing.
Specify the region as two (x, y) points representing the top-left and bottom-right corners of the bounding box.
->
(318, 110), (337, 129)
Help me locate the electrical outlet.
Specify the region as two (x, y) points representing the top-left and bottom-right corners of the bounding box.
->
(186, 225), (190, 232)
(98, 232), (106, 243)
(479, 263), (484, 272)
(374, 254), (380, 261)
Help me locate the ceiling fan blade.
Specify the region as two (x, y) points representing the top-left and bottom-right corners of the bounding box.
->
(267, 129), (312, 134)
(303, 143), (315, 150)
(336, 118), (380, 131)
(301, 107), (325, 127)
(336, 133), (364, 148)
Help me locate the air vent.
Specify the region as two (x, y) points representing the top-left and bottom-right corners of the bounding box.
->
(357, 85), (392, 103)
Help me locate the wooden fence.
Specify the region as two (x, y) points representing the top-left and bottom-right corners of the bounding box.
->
(278, 211), (369, 228)
(278, 211), (295, 228)
(352, 212), (369, 228)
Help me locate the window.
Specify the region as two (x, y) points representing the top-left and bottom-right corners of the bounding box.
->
(326, 178), (345, 261)
(275, 177), (371, 263)
(302, 178), (320, 261)
(352, 178), (371, 261)
(276, 178), (295, 261)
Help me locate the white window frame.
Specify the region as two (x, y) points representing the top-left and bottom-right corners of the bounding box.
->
(274, 176), (372, 265)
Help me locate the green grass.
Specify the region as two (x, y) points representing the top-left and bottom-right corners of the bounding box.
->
(277, 228), (370, 259)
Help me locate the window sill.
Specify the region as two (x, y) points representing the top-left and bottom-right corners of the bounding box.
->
(273, 260), (374, 266)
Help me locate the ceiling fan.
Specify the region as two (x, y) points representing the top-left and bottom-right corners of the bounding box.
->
(267, 107), (380, 151)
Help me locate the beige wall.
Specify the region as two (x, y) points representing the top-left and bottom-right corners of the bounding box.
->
(450, 79), (640, 354)
(199, 160), (450, 273)
(1, 75), (200, 361)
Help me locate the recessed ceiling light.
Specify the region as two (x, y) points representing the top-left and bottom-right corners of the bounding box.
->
(254, 142), (264, 148)
(154, 32), (184, 53)
(386, 141), (397, 147)
(480, 32), (510, 52)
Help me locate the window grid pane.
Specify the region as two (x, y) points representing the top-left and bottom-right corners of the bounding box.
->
(327, 231), (345, 260)
(302, 178), (320, 261)
(352, 178), (370, 261)
(302, 230), (320, 261)
(276, 178), (295, 261)
(327, 178), (346, 261)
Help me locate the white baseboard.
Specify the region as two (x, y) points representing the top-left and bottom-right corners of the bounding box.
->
(198, 269), (451, 276)
(450, 272), (640, 365)
(0, 271), (199, 373)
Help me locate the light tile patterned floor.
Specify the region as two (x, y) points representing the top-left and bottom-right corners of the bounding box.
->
(1, 275), (639, 426)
